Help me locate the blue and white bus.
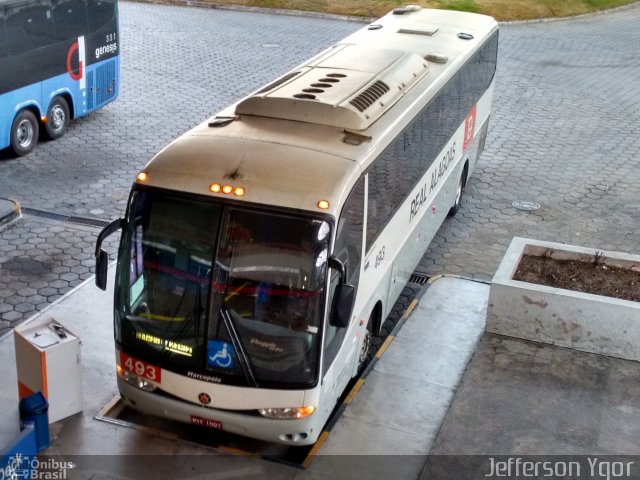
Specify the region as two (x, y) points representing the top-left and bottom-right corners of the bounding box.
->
(0, 0), (119, 156)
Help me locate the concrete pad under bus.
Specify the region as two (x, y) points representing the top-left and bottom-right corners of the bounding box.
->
(311, 277), (488, 478)
(4, 269), (638, 478)
(0, 266), (489, 477)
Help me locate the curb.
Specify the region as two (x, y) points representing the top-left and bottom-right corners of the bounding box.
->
(127, 0), (374, 23)
(125, 0), (640, 25)
(499, 0), (640, 25)
(0, 198), (21, 228)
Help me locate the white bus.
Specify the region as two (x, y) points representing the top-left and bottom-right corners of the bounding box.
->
(95, 6), (498, 446)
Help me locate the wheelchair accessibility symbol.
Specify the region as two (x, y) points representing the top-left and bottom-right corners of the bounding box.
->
(207, 340), (234, 369)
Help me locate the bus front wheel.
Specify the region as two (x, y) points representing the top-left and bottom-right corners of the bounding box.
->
(45, 97), (70, 140)
(10, 110), (39, 156)
(357, 321), (372, 373)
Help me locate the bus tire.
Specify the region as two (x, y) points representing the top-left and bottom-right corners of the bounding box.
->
(44, 96), (70, 140)
(448, 166), (468, 217)
(10, 110), (39, 156)
(357, 319), (372, 373)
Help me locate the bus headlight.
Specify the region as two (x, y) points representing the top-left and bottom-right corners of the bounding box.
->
(119, 367), (157, 392)
(258, 406), (316, 420)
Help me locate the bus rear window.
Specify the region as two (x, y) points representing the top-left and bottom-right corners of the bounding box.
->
(52, 0), (89, 41)
(5, 0), (54, 54)
(87, 0), (115, 32)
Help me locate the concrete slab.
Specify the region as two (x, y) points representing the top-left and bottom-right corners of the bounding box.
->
(341, 369), (454, 439)
(317, 277), (489, 460)
(318, 414), (433, 456)
(429, 334), (640, 456)
(304, 452), (426, 480)
(3, 270), (639, 479)
(374, 337), (472, 390)
(374, 277), (489, 390)
(397, 302), (486, 353)
(0, 273), (489, 478)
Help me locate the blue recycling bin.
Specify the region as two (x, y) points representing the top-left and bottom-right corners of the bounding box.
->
(19, 392), (50, 451)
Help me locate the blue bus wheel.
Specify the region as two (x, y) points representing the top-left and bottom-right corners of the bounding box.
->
(45, 97), (70, 140)
(10, 110), (39, 156)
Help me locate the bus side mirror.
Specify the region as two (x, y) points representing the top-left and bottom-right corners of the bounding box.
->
(330, 283), (355, 328)
(328, 255), (354, 328)
(95, 218), (124, 291)
(96, 249), (109, 291)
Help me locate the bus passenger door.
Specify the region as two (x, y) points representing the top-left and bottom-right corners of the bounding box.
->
(322, 178), (365, 403)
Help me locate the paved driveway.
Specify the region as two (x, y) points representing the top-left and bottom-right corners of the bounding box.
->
(1, 2), (639, 335)
(419, 6), (640, 278)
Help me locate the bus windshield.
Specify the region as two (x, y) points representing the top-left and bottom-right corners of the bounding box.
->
(117, 188), (330, 388)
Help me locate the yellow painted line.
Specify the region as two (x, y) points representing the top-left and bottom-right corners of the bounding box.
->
(402, 298), (419, 320)
(344, 378), (365, 405)
(427, 274), (445, 284)
(220, 446), (255, 457)
(302, 431), (330, 469)
(96, 395), (123, 418)
(375, 334), (395, 359)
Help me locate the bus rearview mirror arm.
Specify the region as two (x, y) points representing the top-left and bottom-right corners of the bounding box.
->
(328, 256), (347, 283)
(95, 218), (124, 291)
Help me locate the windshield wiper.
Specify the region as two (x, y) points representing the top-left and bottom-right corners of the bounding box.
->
(220, 306), (258, 388)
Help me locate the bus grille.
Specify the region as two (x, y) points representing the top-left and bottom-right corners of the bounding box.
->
(88, 60), (117, 110)
(87, 71), (94, 110)
(350, 80), (390, 112)
(96, 60), (117, 106)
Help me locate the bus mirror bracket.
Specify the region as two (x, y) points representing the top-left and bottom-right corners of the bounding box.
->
(95, 218), (124, 291)
(328, 256), (354, 328)
(328, 256), (346, 283)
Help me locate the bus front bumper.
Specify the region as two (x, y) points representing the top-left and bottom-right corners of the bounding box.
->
(117, 377), (324, 446)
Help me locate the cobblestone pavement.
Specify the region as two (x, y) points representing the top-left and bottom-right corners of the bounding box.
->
(1, 3), (639, 336)
(418, 5), (640, 279)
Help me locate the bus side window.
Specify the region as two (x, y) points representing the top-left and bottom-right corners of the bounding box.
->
(5, 0), (55, 55)
(323, 177), (364, 375)
(52, 0), (89, 41)
(421, 92), (444, 169)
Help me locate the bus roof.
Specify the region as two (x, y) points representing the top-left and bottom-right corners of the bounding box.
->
(139, 7), (497, 217)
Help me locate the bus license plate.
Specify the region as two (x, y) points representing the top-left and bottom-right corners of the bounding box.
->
(191, 416), (223, 430)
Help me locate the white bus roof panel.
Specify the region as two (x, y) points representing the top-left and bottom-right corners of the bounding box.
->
(235, 44), (429, 131)
(140, 8), (498, 214)
(141, 133), (358, 216)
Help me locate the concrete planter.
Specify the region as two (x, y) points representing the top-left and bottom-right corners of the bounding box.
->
(487, 237), (640, 361)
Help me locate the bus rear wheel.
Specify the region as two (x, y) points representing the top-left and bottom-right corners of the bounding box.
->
(45, 97), (70, 140)
(10, 110), (39, 156)
(448, 166), (468, 217)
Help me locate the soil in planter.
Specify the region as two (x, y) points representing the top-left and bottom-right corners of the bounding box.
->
(513, 254), (640, 302)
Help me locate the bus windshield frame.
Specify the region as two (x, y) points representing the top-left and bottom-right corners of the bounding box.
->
(115, 186), (331, 390)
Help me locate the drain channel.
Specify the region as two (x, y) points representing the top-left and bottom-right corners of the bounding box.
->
(21, 207), (112, 229)
(409, 272), (429, 285)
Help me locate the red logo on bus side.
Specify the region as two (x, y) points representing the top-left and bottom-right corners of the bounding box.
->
(66, 41), (83, 81)
(463, 105), (477, 152)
